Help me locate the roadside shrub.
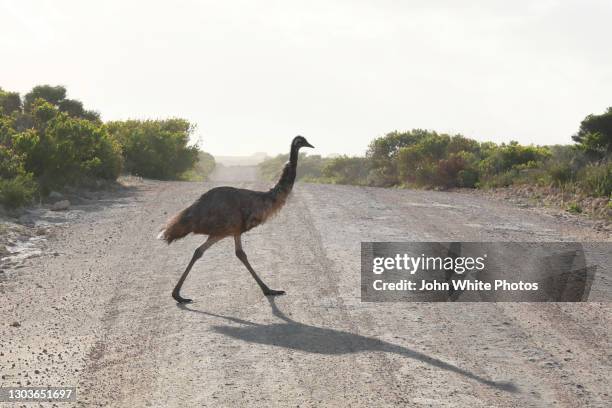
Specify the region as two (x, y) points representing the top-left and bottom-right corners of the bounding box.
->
(413, 162), (438, 187)
(0, 145), (26, 179)
(0, 84), (210, 209)
(436, 152), (474, 188)
(455, 151), (480, 187)
(297, 154), (328, 180)
(567, 202), (583, 214)
(0, 136), (37, 208)
(577, 162), (612, 197)
(447, 135), (480, 155)
(478, 170), (518, 188)
(196, 151), (216, 180)
(547, 162), (573, 186)
(458, 168), (479, 188)
(396, 134), (480, 188)
(0, 174), (36, 209)
(12, 102), (122, 187)
(473, 142), (550, 188)
(181, 151), (216, 181)
(0, 116), (16, 146)
(478, 164), (545, 188)
(321, 156), (369, 185)
(479, 142), (550, 175)
(107, 119), (198, 180)
(365, 167), (391, 186)
(538, 145), (587, 187)
(366, 129), (430, 186)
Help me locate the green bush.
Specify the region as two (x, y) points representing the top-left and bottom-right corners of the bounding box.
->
(546, 145), (587, 174)
(181, 151), (216, 181)
(458, 167), (479, 188)
(577, 162), (612, 197)
(454, 151), (480, 187)
(547, 162), (573, 186)
(478, 169), (519, 188)
(13, 101), (122, 187)
(395, 133), (481, 188)
(567, 202), (583, 214)
(479, 142), (550, 175)
(0, 115), (16, 146)
(436, 152), (476, 188)
(366, 130), (431, 186)
(297, 154), (328, 180)
(321, 156), (369, 185)
(0, 174), (36, 209)
(0, 84), (209, 209)
(0, 133), (37, 208)
(0, 145), (26, 179)
(398, 140), (433, 182)
(365, 167), (390, 187)
(107, 119), (198, 180)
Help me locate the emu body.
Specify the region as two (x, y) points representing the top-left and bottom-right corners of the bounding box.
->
(159, 135), (314, 303)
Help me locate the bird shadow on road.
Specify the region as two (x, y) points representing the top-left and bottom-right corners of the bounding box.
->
(177, 298), (518, 393)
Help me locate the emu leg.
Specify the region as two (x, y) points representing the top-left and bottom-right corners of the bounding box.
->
(234, 235), (285, 296)
(172, 236), (221, 303)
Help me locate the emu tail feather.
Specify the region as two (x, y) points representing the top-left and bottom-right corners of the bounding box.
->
(158, 209), (192, 244)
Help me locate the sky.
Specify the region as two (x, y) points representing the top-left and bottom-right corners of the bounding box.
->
(2, 0), (611, 156)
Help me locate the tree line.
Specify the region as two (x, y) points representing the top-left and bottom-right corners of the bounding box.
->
(0, 85), (214, 209)
(259, 108), (612, 200)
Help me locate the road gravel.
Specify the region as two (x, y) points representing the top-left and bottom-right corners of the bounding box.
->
(1, 165), (610, 407)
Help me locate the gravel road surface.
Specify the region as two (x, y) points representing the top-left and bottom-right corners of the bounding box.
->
(1, 165), (610, 407)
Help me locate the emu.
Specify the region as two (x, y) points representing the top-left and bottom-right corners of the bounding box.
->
(158, 135), (314, 303)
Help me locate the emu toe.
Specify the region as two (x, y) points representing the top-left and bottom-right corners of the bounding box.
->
(264, 289), (286, 296)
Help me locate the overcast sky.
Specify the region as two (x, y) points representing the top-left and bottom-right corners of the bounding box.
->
(2, 0), (611, 156)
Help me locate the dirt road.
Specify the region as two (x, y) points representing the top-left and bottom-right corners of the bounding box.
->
(1, 166), (611, 407)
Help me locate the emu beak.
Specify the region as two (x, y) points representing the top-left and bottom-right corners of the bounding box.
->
(304, 141), (314, 148)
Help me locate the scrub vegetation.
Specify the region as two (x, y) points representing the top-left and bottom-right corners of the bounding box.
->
(0, 85), (213, 209)
(259, 109), (611, 209)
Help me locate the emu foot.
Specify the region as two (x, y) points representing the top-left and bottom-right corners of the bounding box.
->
(172, 291), (193, 303)
(263, 289), (286, 296)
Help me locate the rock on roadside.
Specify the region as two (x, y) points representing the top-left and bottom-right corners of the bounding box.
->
(51, 200), (71, 211)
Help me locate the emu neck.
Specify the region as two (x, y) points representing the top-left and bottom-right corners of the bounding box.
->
(289, 145), (299, 166)
(270, 144), (299, 197)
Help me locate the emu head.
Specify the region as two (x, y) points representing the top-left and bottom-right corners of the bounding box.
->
(292, 135), (314, 150)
